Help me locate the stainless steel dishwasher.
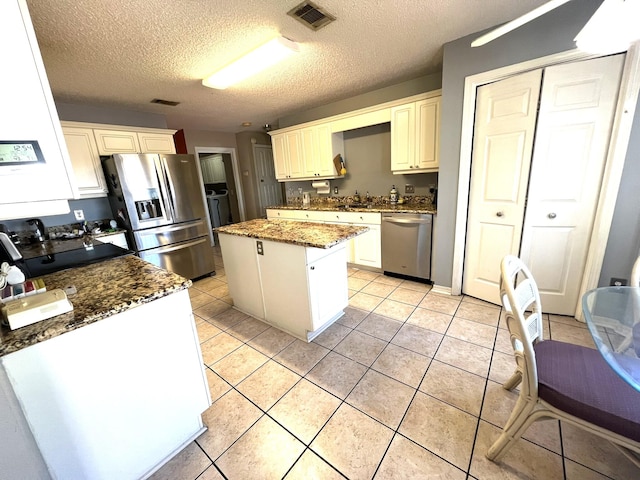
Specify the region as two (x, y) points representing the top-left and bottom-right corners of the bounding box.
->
(381, 213), (433, 280)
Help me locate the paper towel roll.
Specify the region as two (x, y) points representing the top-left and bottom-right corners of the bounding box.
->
(312, 180), (330, 194)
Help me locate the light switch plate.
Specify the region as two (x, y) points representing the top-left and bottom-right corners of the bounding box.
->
(74, 209), (85, 221)
(405, 184), (415, 194)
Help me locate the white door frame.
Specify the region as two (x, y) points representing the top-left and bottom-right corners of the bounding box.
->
(452, 43), (640, 318)
(194, 146), (246, 222)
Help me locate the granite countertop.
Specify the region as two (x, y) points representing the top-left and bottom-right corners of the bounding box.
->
(267, 202), (437, 215)
(216, 219), (368, 248)
(0, 255), (190, 357)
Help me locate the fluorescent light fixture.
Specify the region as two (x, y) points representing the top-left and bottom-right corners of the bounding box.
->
(202, 36), (299, 89)
(575, 0), (640, 54)
(471, 0), (572, 48)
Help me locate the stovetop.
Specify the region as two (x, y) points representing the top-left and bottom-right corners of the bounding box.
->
(20, 242), (133, 278)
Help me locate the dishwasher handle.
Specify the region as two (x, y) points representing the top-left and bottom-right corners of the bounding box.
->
(382, 216), (432, 225)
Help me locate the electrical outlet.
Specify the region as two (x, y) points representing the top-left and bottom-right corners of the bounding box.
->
(610, 277), (628, 286)
(333, 187), (339, 194)
(405, 184), (415, 194)
(74, 209), (85, 221)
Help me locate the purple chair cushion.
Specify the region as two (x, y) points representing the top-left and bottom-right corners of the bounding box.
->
(534, 340), (640, 443)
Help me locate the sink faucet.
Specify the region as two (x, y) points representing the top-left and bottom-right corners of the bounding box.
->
(27, 218), (46, 243)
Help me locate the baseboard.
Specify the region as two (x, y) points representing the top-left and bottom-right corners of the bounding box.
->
(431, 284), (452, 296)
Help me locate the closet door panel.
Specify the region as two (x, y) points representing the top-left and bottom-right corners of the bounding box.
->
(521, 54), (624, 314)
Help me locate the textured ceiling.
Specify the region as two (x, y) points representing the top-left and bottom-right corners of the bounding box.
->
(25, 0), (551, 133)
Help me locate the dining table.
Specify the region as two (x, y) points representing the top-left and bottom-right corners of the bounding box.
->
(582, 286), (640, 392)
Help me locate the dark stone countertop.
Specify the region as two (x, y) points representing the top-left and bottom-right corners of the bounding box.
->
(0, 256), (190, 357)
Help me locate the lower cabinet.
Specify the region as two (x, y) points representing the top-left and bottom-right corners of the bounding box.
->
(218, 233), (348, 341)
(1, 290), (210, 479)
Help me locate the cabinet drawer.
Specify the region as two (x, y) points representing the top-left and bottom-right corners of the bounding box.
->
(291, 210), (325, 222)
(323, 211), (381, 225)
(266, 209), (297, 219)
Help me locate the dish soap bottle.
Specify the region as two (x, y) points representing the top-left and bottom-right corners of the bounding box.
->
(390, 185), (399, 204)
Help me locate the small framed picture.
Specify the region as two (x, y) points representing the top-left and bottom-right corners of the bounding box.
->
(0, 140), (45, 166)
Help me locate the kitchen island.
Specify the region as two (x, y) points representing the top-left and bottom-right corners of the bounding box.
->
(0, 255), (210, 479)
(217, 219), (367, 341)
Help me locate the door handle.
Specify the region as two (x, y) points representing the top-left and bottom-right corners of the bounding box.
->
(548, 212), (557, 219)
(496, 211), (504, 217)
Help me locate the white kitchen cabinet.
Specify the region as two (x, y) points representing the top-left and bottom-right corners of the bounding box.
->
(266, 208), (298, 220)
(272, 131), (304, 180)
(323, 211), (381, 269)
(137, 132), (176, 154)
(62, 125), (108, 198)
(271, 124), (343, 181)
(266, 208), (325, 223)
(1, 289), (210, 479)
(200, 154), (226, 183)
(391, 96), (440, 173)
(97, 231), (129, 249)
(0, 0), (76, 219)
(218, 233), (348, 341)
(93, 127), (176, 155)
(301, 124), (338, 178)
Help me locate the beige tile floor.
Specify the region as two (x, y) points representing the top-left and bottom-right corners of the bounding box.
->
(151, 248), (639, 480)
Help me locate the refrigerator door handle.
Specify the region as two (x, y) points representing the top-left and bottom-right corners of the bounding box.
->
(146, 236), (208, 255)
(160, 159), (178, 220)
(153, 164), (173, 223)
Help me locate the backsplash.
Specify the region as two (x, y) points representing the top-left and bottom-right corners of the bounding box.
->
(285, 194), (436, 208)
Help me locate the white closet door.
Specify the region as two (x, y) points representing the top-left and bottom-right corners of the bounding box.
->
(520, 54), (624, 314)
(463, 70), (542, 304)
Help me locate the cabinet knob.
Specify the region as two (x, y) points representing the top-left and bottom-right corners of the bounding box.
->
(496, 211), (504, 217)
(548, 212), (557, 219)
(310, 266), (315, 270)
(409, 165), (414, 168)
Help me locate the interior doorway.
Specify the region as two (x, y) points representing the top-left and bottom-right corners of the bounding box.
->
(194, 147), (246, 227)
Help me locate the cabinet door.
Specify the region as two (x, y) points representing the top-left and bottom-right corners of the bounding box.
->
(271, 133), (290, 180)
(0, 0), (75, 206)
(307, 247), (349, 330)
(94, 129), (141, 155)
(137, 133), (176, 154)
(63, 127), (108, 198)
(415, 97), (440, 170)
(285, 131), (305, 178)
(218, 234), (265, 319)
(301, 127), (318, 177)
(390, 103), (416, 171)
(353, 224), (382, 269)
(315, 124), (336, 177)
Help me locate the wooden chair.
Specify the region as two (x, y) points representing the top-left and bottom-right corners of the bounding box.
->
(486, 255), (640, 466)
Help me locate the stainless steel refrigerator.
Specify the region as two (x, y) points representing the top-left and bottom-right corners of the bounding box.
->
(102, 153), (215, 279)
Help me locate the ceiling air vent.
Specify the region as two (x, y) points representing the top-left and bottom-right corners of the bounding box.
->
(287, 1), (335, 31)
(150, 98), (180, 106)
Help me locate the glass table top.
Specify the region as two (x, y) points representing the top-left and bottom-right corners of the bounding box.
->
(582, 286), (640, 392)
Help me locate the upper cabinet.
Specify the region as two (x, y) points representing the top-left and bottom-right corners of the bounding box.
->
(200, 154), (227, 183)
(61, 121), (177, 198)
(0, 0), (76, 219)
(62, 126), (108, 198)
(391, 95), (441, 174)
(271, 123), (344, 181)
(93, 127), (176, 155)
(269, 90), (441, 182)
